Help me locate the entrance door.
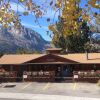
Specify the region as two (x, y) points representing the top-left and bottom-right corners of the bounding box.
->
(55, 65), (73, 81)
(61, 65), (73, 77)
(56, 65), (73, 77)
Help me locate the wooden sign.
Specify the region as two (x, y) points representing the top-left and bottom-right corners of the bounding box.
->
(23, 75), (27, 79)
(74, 75), (78, 78)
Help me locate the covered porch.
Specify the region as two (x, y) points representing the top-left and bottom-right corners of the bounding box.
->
(0, 63), (100, 82)
(0, 64), (74, 82)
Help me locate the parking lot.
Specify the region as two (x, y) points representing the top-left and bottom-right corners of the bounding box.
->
(0, 82), (100, 100)
(0, 82), (100, 97)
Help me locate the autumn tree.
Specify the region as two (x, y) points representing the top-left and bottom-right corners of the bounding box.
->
(48, 0), (99, 53)
(49, 0), (99, 36)
(0, 0), (43, 28)
(0, 0), (99, 35)
(52, 20), (90, 53)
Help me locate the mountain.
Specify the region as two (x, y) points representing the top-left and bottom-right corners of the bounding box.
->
(0, 26), (50, 53)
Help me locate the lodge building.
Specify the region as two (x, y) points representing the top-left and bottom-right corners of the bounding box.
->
(0, 48), (100, 82)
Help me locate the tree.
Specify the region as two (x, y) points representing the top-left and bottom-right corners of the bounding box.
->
(16, 48), (33, 54)
(52, 20), (90, 53)
(33, 50), (41, 54)
(0, 0), (99, 30)
(49, 0), (82, 36)
(49, 0), (99, 36)
(0, 52), (4, 57)
(49, 0), (99, 53)
(0, 0), (43, 28)
(16, 48), (42, 54)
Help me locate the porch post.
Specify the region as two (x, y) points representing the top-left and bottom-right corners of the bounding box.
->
(61, 65), (63, 76)
(28, 65), (31, 71)
(10, 65), (13, 71)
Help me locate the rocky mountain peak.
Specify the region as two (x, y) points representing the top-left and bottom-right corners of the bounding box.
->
(0, 26), (50, 53)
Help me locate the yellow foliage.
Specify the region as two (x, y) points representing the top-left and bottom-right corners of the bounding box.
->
(49, 25), (58, 34)
(0, 17), (2, 21)
(50, 0), (99, 37)
(20, 0), (26, 2)
(0, 0), (99, 30)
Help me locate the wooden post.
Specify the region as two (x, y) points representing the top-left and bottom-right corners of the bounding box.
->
(10, 65), (13, 72)
(86, 51), (88, 60)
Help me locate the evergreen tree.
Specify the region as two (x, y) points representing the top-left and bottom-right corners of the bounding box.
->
(16, 48), (33, 54)
(52, 21), (90, 53)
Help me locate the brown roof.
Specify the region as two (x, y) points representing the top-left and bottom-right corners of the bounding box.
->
(59, 53), (100, 64)
(0, 53), (99, 64)
(0, 54), (45, 64)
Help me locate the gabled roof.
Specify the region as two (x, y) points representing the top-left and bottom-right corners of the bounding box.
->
(25, 54), (78, 64)
(0, 53), (99, 65)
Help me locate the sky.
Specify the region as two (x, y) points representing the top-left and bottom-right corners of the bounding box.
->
(9, 0), (100, 41)
(10, 0), (58, 41)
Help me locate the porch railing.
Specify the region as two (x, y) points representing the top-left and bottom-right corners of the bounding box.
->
(73, 70), (100, 82)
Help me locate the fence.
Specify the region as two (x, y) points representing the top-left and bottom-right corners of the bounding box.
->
(73, 70), (100, 83)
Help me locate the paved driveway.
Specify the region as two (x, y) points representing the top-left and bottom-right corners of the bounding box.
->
(0, 82), (100, 100)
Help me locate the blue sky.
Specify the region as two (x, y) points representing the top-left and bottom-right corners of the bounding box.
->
(10, 0), (58, 41)
(10, 0), (99, 41)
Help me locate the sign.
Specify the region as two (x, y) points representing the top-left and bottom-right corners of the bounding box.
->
(23, 75), (27, 79)
(74, 75), (78, 79)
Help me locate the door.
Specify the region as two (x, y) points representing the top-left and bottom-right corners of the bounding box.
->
(61, 66), (73, 77)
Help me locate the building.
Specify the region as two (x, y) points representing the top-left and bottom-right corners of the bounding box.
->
(0, 48), (100, 82)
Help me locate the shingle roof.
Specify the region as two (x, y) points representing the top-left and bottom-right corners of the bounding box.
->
(0, 53), (99, 65)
